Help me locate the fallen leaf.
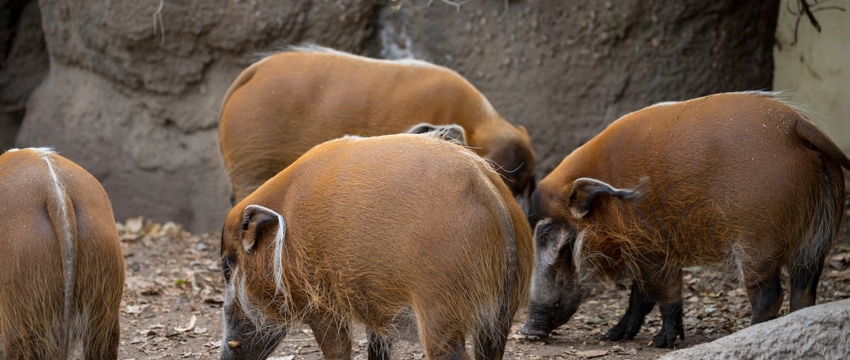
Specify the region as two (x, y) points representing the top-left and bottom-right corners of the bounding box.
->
(582, 317), (606, 325)
(175, 315), (197, 332)
(203, 296), (224, 304)
(268, 356), (295, 360)
(577, 349), (608, 358)
(125, 304), (148, 315)
(125, 217), (144, 234)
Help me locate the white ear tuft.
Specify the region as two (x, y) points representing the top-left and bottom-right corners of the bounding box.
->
(241, 205), (287, 294)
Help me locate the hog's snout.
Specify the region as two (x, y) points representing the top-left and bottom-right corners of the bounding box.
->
(521, 297), (581, 339)
(520, 321), (553, 338)
(521, 303), (559, 338)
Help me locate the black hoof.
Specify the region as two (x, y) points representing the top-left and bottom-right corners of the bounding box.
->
(651, 326), (683, 348)
(603, 321), (642, 341)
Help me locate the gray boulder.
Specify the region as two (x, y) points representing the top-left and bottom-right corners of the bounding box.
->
(661, 299), (850, 360)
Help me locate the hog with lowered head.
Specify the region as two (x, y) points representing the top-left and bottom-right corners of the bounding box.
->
(0, 148), (124, 359)
(520, 92), (850, 347)
(219, 45), (535, 204)
(219, 133), (532, 359)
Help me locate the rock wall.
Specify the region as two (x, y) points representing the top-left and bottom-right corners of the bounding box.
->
(13, 0), (778, 231)
(774, 0), (850, 153)
(384, 0), (778, 173)
(17, 0), (380, 231)
(0, 0), (47, 150)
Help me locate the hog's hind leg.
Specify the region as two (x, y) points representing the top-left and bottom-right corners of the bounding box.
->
(83, 313), (121, 360)
(744, 265), (783, 324)
(473, 302), (514, 360)
(415, 304), (470, 360)
(425, 333), (469, 360)
(367, 329), (391, 360)
(652, 301), (684, 348)
(646, 269), (684, 348)
(789, 238), (830, 312)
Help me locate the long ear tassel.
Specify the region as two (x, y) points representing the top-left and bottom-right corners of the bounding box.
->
(244, 205), (288, 295)
(569, 177), (646, 218)
(272, 213), (286, 295)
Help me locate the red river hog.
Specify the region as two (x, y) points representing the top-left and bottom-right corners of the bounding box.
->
(219, 133), (532, 360)
(0, 148), (124, 359)
(218, 45), (536, 204)
(520, 92), (850, 348)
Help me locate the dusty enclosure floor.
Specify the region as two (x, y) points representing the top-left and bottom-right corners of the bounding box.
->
(117, 219), (850, 360)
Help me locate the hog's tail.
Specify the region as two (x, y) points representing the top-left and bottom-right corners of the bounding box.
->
(42, 151), (78, 357)
(795, 117), (850, 171)
(788, 117), (846, 292)
(219, 55), (271, 119)
(478, 162), (534, 346)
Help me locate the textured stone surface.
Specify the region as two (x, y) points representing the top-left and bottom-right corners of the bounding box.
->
(14, 0), (778, 231)
(0, 0), (47, 151)
(774, 0), (850, 152)
(384, 0), (779, 175)
(660, 299), (850, 360)
(18, 0), (379, 230)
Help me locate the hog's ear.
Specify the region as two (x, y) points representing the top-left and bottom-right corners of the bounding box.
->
(516, 125), (530, 137)
(567, 177), (644, 219)
(437, 124), (467, 145)
(407, 122), (439, 134)
(240, 205), (286, 253)
(407, 123), (468, 145)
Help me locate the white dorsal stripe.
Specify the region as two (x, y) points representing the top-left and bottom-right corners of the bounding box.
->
(285, 44), (436, 68)
(33, 147), (74, 355)
(6, 147), (56, 154)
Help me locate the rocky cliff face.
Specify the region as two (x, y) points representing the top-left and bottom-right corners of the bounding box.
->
(17, 0), (380, 230)
(385, 0), (778, 173)
(10, 0), (778, 231)
(1, 0), (47, 150)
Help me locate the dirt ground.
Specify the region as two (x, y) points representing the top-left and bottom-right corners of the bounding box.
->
(116, 218), (850, 360)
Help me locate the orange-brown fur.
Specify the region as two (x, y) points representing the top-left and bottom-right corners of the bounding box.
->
(529, 92), (848, 342)
(0, 148), (124, 359)
(218, 46), (536, 203)
(220, 134), (532, 360)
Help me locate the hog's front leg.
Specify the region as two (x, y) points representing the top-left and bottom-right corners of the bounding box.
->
(309, 315), (352, 360)
(603, 280), (656, 341)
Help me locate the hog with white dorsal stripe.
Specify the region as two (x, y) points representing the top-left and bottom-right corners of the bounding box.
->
(219, 133), (532, 360)
(0, 148), (124, 359)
